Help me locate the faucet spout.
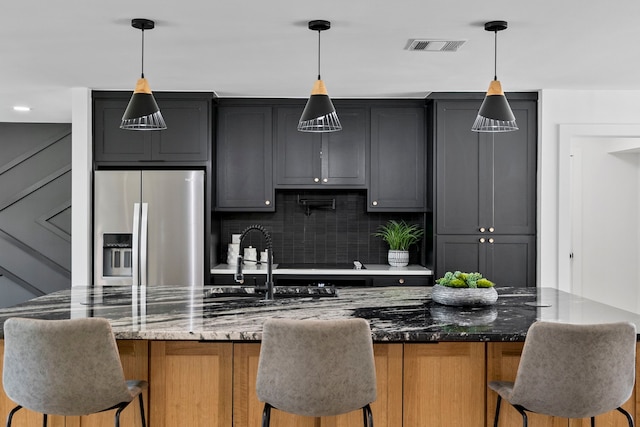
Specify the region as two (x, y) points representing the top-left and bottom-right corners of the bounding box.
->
(234, 224), (274, 300)
(234, 255), (244, 284)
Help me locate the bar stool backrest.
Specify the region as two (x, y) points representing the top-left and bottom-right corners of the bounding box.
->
(509, 321), (636, 419)
(3, 317), (135, 416)
(256, 318), (377, 417)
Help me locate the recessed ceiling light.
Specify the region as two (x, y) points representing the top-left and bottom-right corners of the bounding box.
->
(13, 106), (31, 112)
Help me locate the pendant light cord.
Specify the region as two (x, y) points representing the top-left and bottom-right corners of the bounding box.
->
(140, 28), (145, 78)
(317, 29), (321, 80)
(491, 133), (495, 229)
(493, 30), (498, 81)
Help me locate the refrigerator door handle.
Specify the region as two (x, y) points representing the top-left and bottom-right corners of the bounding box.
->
(132, 203), (141, 286)
(140, 203), (149, 286)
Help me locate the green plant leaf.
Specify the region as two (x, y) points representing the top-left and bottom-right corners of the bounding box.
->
(373, 220), (424, 251)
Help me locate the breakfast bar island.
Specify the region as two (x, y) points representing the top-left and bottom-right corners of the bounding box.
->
(1, 286), (639, 427)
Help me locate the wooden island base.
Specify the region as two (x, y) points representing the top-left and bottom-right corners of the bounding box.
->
(1, 340), (638, 427)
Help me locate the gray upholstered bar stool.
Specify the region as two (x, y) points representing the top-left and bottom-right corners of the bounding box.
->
(489, 321), (636, 427)
(256, 318), (377, 427)
(3, 317), (148, 427)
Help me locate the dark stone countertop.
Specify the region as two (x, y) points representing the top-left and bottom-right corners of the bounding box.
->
(1, 286), (639, 342)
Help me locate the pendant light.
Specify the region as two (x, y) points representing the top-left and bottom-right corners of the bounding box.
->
(120, 18), (166, 131)
(472, 21), (518, 132)
(298, 20), (342, 133)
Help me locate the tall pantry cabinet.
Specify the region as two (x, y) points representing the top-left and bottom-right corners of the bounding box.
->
(432, 95), (537, 287)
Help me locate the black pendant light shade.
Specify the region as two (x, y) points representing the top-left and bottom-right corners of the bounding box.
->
(121, 18), (166, 131)
(298, 79), (341, 132)
(472, 79), (518, 132)
(298, 20), (342, 133)
(472, 21), (518, 132)
(121, 78), (166, 130)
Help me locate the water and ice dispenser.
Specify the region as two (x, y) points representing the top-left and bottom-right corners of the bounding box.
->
(102, 233), (133, 277)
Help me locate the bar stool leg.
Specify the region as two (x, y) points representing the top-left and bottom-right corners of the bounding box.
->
(616, 407), (635, 427)
(362, 403), (373, 427)
(261, 403), (272, 427)
(493, 395), (502, 427)
(513, 405), (528, 427)
(6, 405), (23, 427)
(138, 394), (147, 427)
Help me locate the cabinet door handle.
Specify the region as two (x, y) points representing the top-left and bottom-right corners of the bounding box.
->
(313, 178), (320, 183)
(372, 201), (378, 206)
(489, 227), (495, 233)
(265, 200), (271, 206)
(398, 278), (405, 284)
(479, 238), (486, 243)
(322, 178), (328, 183)
(488, 238), (494, 243)
(479, 227), (486, 233)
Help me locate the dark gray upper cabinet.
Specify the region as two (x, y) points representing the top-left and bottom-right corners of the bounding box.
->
(368, 106), (426, 211)
(275, 106), (367, 187)
(214, 99), (427, 212)
(93, 92), (211, 164)
(93, 98), (150, 162)
(274, 107), (320, 185)
(216, 106), (274, 211)
(153, 99), (210, 162)
(435, 99), (536, 235)
(436, 235), (535, 287)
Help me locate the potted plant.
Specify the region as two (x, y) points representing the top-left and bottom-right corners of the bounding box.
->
(373, 220), (424, 267)
(432, 271), (498, 306)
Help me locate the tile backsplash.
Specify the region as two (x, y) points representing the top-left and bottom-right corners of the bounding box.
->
(217, 190), (425, 265)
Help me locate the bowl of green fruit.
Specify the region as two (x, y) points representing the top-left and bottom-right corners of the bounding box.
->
(432, 271), (498, 307)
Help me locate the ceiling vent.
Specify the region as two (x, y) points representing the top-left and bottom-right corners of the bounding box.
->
(406, 39), (466, 52)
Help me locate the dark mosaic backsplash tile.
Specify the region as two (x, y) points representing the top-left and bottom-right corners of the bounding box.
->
(218, 190), (425, 265)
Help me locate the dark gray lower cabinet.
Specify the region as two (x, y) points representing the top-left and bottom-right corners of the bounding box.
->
(216, 106), (274, 211)
(436, 235), (535, 287)
(369, 106), (426, 211)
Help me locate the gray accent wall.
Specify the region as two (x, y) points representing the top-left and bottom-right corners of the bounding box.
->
(0, 123), (71, 308)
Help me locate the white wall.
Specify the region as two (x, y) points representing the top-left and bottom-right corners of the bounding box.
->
(539, 90), (640, 290)
(71, 87), (92, 286)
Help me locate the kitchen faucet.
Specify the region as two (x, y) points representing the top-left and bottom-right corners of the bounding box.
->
(234, 224), (274, 300)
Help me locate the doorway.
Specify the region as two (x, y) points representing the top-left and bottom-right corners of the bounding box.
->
(569, 137), (640, 312)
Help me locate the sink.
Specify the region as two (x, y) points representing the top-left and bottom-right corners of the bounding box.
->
(270, 285), (338, 298)
(203, 285), (338, 300)
(204, 286), (261, 298)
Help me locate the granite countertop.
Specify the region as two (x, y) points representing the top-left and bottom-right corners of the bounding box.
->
(210, 263), (433, 276)
(1, 286), (639, 342)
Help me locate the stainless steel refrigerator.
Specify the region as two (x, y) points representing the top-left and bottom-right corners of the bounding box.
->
(94, 170), (204, 287)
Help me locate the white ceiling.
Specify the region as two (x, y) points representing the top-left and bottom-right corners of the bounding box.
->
(2, 0), (640, 123)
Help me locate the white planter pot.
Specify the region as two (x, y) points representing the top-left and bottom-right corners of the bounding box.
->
(388, 250), (409, 267)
